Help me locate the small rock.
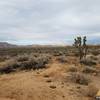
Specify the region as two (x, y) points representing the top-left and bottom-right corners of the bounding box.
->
(50, 85), (56, 89)
(36, 72), (40, 74)
(46, 79), (52, 83)
(61, 82), (64, 85)
(76, 86), (81, 89)
(62, 95), (65, 98)
(44, 75), (50, 78)
(61, 85), (64, 88)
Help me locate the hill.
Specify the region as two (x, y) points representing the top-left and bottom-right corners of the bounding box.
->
(0, 42), (17, 48)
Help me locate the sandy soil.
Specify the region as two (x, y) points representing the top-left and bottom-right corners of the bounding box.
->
(0, 57), (99, 100)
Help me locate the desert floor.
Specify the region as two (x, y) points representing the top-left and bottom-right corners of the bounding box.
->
(0, 56), (100, 100)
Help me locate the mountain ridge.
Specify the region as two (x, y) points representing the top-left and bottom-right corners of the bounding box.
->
(0, 42), (17, 48)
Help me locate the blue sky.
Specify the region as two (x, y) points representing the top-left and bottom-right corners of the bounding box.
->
(0, 0), (100, 45)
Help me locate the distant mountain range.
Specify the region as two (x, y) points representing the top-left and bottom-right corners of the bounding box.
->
(0, 41), (99, 48)
(0, 42), (17, 48)
(0, 42), (66, 48)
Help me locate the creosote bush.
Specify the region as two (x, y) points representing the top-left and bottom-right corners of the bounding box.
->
(67, 66), (78, 72)
(0, 56), (10, 62)
(57, 56), (67, 63)
(68, 72), (90, 85)
(91, 50), (100, 56)
(82, 66), (97, 74)
(80, 55), (97, 66)
(97, 54), (100, 64)
(16, 55), (29, 62)
(0, 54), (51, 74)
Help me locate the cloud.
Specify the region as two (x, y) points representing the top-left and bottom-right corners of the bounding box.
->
(0, 0), (100, 44)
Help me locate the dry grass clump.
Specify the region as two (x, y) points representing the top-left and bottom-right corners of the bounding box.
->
(68, 72), (90, 85)
(0, 56), (10, 62)
(97, 54), (100, 64)
(80, 59), (96, 66)
(91, 50), (100, 56)
(57, 56), (67, 63)
(67, 66), (78, 72)
(0, 59), (19, 73)
(80, 55), (97, 66)
(53, 51), (64, 56)
(82, 66), (97, 74)
(16, 54), (29, 62)
(0, 54), (51, 74)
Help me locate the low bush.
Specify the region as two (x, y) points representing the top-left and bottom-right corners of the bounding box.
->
(97, 55), (100, 64)
(0, 54), (51, 74)
(67, 66), (77, 72)
(80, 55), (97, 66)
(57, 56), (67, 63)
(0, 56), (10, 62)
(82, 66), (97, 73)
(16, 55), (29, 62)
(80, 60), (96, 66)
(91, 50), (100, 56)
(68, 72), (90, 85)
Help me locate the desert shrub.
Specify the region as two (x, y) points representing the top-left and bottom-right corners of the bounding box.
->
(21, 55), (50, 70)
(0, 54), (51, 74)
(16, 55), (29, 62)
(67, 66), (77, 72)
(57, 56), (67, 63)
(0, 56), (10, 62)
(28, 57), (48, 69)
(0, 59), (20, 74)
(68, 72), (90, 85)
(97, 55), (100, 64)
(80, 55), (97, 65)
(86, 55), (98, 60)
(74, 51), (80, 57)
(80, 59), (96, 66)
(82, 66), (97, 73)
(53, 51), (63, 56)
(0, 67), (16, 74)
(91, 50), (100, 56)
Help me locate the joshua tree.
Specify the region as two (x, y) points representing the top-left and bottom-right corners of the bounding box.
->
(74, 36), (87, 60)
(83, 36), (88, 59)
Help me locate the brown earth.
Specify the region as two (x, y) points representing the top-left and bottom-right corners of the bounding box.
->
(0, 56), (100, 100)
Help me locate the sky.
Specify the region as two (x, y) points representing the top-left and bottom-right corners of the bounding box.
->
(0, 0), (100, 45)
